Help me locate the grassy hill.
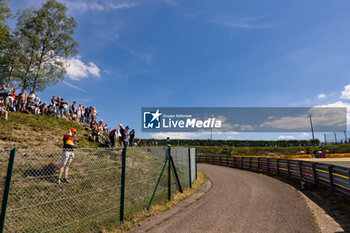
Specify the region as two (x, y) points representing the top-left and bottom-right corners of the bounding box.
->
(3, 147), (188, 232)
(0, 112), (99, 149)
(0, 112), (193, 232)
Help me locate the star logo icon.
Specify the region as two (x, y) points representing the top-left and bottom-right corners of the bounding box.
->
(151, 109), (162, 122)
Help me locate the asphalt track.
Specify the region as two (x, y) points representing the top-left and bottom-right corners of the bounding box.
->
(297, 158), (350, 168)
(142, 164), (319, 233)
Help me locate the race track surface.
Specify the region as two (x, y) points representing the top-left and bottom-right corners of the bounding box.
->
(146, 164), (319, 233)
(297, 158), (350, 168)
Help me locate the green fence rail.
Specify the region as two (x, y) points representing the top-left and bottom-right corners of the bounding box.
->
(0, 147), (197, 232)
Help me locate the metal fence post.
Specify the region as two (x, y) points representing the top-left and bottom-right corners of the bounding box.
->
(148, 151), (170, 211)
(119, 146), (127, 222)
(195, 149), (197, 179)
(267, 158), (270, 172)
(287, 160), (291, 178)
(168, 148), (171, 200)
(277, 159), (280, 174)
(169, 154), (183, 193)
(312, 163), (318, 185)
(234, 157), (236, 167)
(298, 161), (303, 178)
(0, 147), (16, 233)
(188, 148), (192, 188)
(258, 157), (260, 170)
(241, 157), (243, 168)
(249, 157), (252, 169)
(226, 156), (229, 167)
(328, 165), (335, 194)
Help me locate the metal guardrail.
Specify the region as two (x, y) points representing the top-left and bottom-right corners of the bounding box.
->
(197, 155), (350, 197)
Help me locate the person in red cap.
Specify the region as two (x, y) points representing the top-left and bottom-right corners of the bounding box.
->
(58, 128), (77, 184)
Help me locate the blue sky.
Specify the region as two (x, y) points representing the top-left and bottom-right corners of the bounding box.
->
(9, 0), (350, 140)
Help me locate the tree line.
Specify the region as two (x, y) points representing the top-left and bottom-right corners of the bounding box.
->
(137, 138), (322, 147)
(0, 0), (78, 92)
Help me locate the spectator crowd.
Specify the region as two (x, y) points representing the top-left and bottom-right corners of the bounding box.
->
(0, 84), (137, 147)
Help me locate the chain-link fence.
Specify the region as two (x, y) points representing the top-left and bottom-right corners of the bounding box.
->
(137, 147), (197, 205)
(323, 132), (349, 145)
(0, 147), (197, 233)
(0, 149), (10, 216)
(6, 148), (124, 233)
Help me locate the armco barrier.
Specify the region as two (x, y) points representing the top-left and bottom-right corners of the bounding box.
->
(0, 147), (197, 233)
(197, 155), (350, 197)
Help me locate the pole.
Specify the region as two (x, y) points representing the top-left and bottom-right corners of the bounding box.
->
(345, 131), (348, 143)
(324, 134), (327, 145)
(334, 132), (337, 144)
(312, 163), (318, 185)
(298, 161), (303, 179)
(195, 148), (197, 179)
(0, 147), (16, 233)
(119, 146), (127, 222)
(188, 148), (192, 188)
(287, 160), (291, 178)
(328, 165), (335, 193)
(309, 115), (315, 140)
(168, 149), (171, 201)
(169, 155), (183, 193)
(147, 152), (169, 210)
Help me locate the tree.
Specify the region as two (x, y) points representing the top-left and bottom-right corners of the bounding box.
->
(14, 0), (78, 92)
(0, 0), (11, 50)
(0, 33), (22, 86)
(309, 138), (320, 146)
(0, 0), (12, 85)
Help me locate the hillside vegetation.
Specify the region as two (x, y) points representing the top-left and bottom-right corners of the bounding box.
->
(0, 112), (193, 232)
(3, 147), (187, 232)
(0, 112), (99, 149)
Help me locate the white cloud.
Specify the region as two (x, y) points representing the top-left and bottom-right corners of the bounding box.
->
(277, 135), (295, 140)
(318, 93), (326, 99)
(212, 16), (273, 29)
(240, 124), (255, 131)
(300, 133), (309, 138)
(115, 42), (153, 64)
(66, 57), (101, 80)
(60, 0), (138, 13)
(316, 101), (350, 127)
(150, 132), (240, 139)
(165, 0), (177, 6)
(340, 84), (350, 99)
(62, 81), (86, 92)
(259, 107), (346, 130)
(316, 101), (350, 108)
(151, 132), (198, 139)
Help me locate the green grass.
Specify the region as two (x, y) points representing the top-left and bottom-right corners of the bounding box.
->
(2, 147), (191, 233)
(0, 112), (99, 149)
(194, 144), (350, 156)
(0, 112), (196, 232)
